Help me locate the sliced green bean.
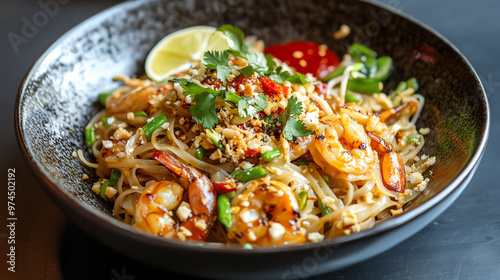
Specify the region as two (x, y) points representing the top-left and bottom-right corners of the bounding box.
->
(347, 78), (383, 95)
(261, 148), (281, 161)
(218, 194), (232, 229)
(345, 91), (360, 104)
(231, 167), (268, 183)
(372, 56), (392, 81)
(206, 128), (225, 151)
(143, 113), (168, 141)
(295, 158), (309, 166)
(407, 136), (421, 143)
(349, 43), (378, 59)
(322, 66), (346, 82)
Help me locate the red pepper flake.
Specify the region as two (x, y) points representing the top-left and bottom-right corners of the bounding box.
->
(245, 148), (260, 157)
(259, 77), (288, 98)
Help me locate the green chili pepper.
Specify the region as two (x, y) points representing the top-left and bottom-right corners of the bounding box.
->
(322, 175), (330, 185)
(143, 113), (168, 141)
(349, 43), (378, 59)
(345, 91), (360, 104)
(100, 181), (109, 202)
(322, 66), (346, 82)
(98, 87), (119, 106)
(406, 77), (419, 91)
(298, 191), (308, 210)
(231, 167), (268, 183)
(195, 146), (207, 160)
(347, 78), (383, 95)
(109, 169), (121, 186)
(101, 116), (115, 128)
(218, 194), (232, 229)
(407, 136), (421, 143)
(134, 111), (148, 118)
(318, 199), (331, 216)
(261, 148), (281, 161)
(372, 56), (392, 81)
(85, 126), (96, 148)
(206, 128), (225, 151)
(359, 56), (377, 76)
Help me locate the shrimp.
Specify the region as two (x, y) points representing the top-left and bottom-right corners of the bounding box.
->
(289, 135), (313, 160)
(228, 178), (305, 246)
(106, 82), (173, 114)
(309, 114), (377, 176)
(366, 132), (406, 193)
(134, 151), (217, 241)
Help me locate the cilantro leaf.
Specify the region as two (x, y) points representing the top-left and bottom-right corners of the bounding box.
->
(287, 73), (312, 85)
(246, 53), (269, 72)
(217, 25), (251, 57)
(265, 54), (277, 74)
(202, 50), (233, 83)
(170, 78), (225, 97)
(269, 71), (291, 83)
(237, 93), (269, 118)
(238, 66), (255, 78)
(188, 92), (218, 129)
(282, 118), (311, 141)
(282, 96), (313, 141)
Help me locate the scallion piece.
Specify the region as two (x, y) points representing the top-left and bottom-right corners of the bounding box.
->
(109, 169), (121, 186)
(195, 146), (207, 160)
(98, 87), (119, 106)
(101, 116), (115, 128)
(407, 136), (421, 143)
(206, 128), (225, 151)
(318, 199), (331, 216)
(100, 181), (109, 202)
(85, 126), (96, 148)
(298, 191), (308, 210)
(134, 111), (148, 118)
(406, 77), (419, 91)
(296, 158), (309, 166)
(261, 148), (281, 161)
(143, 113), (168, 141)
(322, 66), (346, 82)
(322, 175), (330, 185)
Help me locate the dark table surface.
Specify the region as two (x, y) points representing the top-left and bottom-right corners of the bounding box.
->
(1, 0), (499, 279)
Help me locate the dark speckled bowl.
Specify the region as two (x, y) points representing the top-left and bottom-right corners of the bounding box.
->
(15, 0), (489, 279)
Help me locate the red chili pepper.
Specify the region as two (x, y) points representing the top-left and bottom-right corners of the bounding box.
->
(264, 41), (340, 79)
(213, 179), (237, 194)
(259, 77), (288, 97)
(245, 148), (260, 157)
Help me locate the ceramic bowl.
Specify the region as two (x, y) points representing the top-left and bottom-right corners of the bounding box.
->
(16, 0), (489, 279)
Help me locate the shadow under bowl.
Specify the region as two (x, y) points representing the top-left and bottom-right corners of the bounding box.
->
(15, 0), (489, 279)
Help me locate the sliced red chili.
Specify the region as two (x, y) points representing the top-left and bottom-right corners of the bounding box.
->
(259, 77), (288, 98)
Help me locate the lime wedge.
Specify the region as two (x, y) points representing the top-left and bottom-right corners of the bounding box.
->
(145, 26), (229, 82)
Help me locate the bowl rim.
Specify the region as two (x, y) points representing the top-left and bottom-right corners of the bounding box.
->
(15, 0), (490, 254)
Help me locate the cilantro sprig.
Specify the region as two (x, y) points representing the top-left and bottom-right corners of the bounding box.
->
(282, 96), (313, 141)
(171, 78), (268, 128)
